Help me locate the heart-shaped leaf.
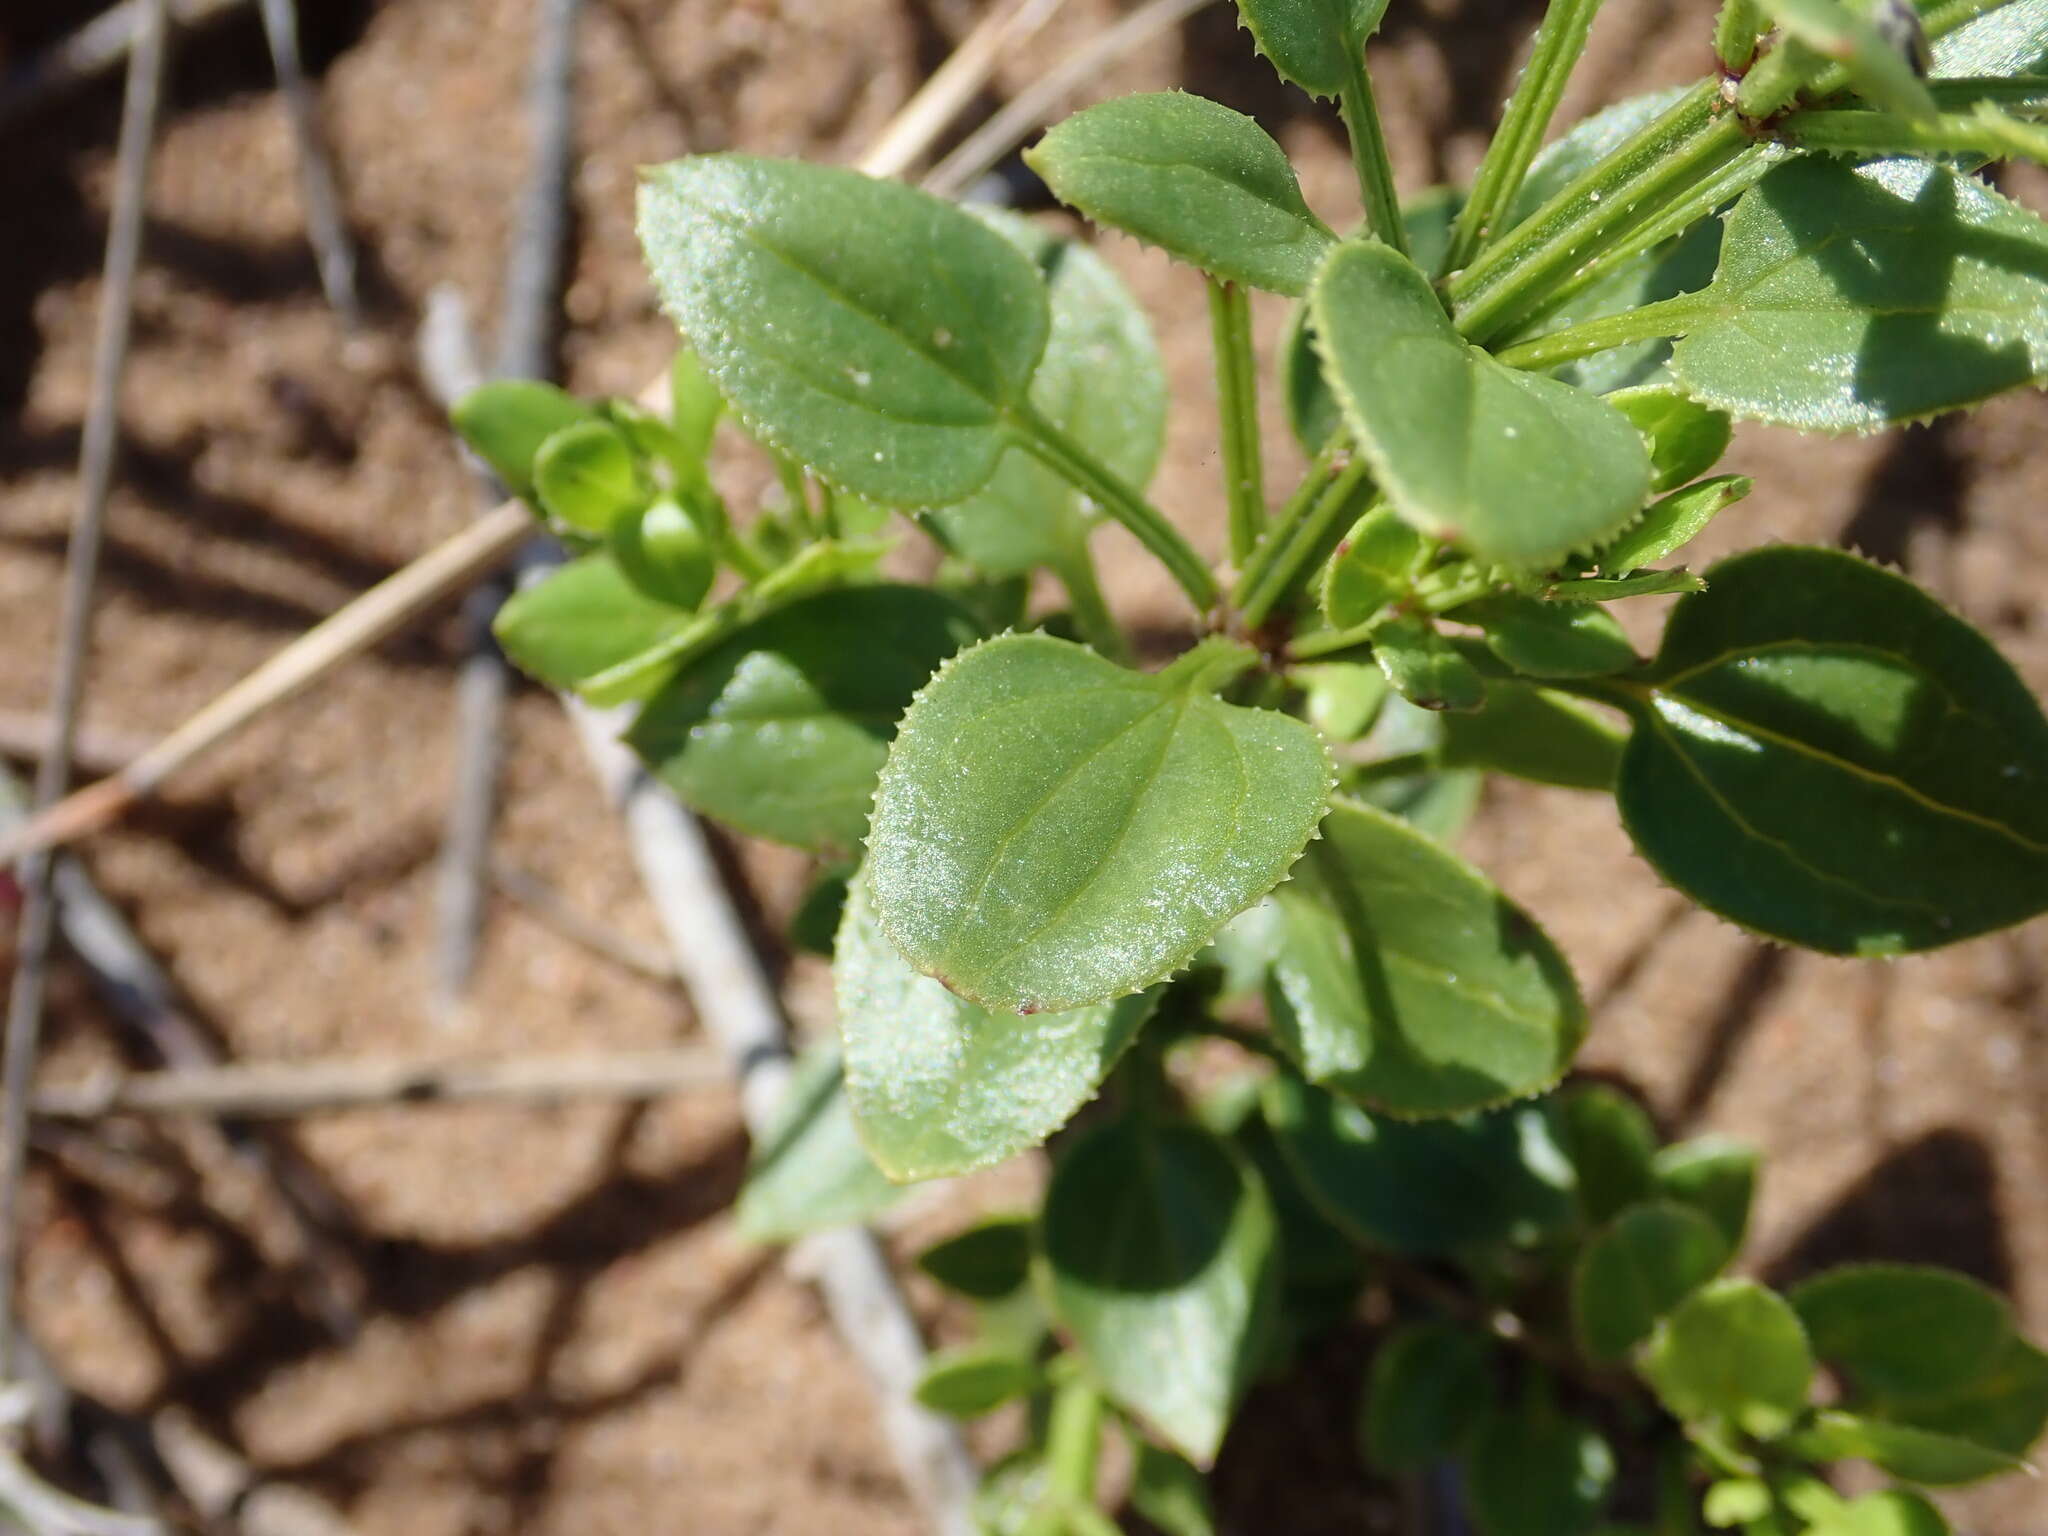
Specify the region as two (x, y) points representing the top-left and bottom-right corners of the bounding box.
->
(868, 635), (1333, 1013)
(638, 154), (1049, 505)
(1041, 1115), (1278, 1464)
(834, 865), (1154, 1180)
(1313, 240), (1651, 567)
(1640, 1279), (1814, 1438)
(627, 585), (981, 856)
(1026, 93), (1336, 296)
(1669, 158), (2048, 432)
(1572, 1201), (1730, 1363)
(1257, 797), (1587, 1115)
(1790, 1265), (2014, 1400)
(1620, 546), (2048, 954)
(1233, 0), (1390, 98)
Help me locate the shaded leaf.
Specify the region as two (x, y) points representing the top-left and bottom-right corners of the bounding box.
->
(1607, 385), (1733, 494)
(1652, 1136), (1758, 1249)
(534, 419), (652, 533)
(1596, 475), (1751, 577)
(1438, 685), (1627, 791)
(451, 379), (596, 498)
(1467, 1408), (1616, 1536)
(1359, 1320), (1496, 1473)
(1790, 1264), (2013, 1399)
(1373, 616), (1487, 712)
(668, 343), (725, 461)
(1459, 594), (1639, 679)
(1128, 1442), (1217, 1536)
(611, 496), (715, 609)
(736, 1044), (901, 1242)
(1787, 1409), (2024, 1485)
(1296, 661), (1389, 742)
(1321, 506), (1426, 629)
(1879, 1336), (2048, 1458)
(1640, 1279), (1813, 1438)
(918, 1216), (1035, 1300)
(1573, 1201), (1730, 1363)
(1555, 1083), (1659, 1224)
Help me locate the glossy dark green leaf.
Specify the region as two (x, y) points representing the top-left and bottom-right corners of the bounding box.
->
(1670, 158), (2048, 432)
(1314, 240), (1651, 568)
(1259, 797), (1587, 1115)
(628, 585), (981, 856)
(918, 1216), (1035, 1300)
(1373, 617), (1487, 713)
(638, 154), (1049, 505)
(1234, 0), (1389, 98)
(493, 552), (689, 694)
(1802, 1491), (1950, 1536)
(1790, 1265), (2013, 1399)
(1128, 1443), (1217, 1536)
(1025, 93), (1336, 296)
(868, 635), (1334, 1013)
(1466, 1408), (1616, 1536)
(1359, 1320), (1496, 1473)
(736, 1044), (901, 1242)
(1460, 594), (1639, 680)
(1438, 685), (1626, 791)
(914, 1345), (1041, 1418)
(1263, 1074), (1577, 1255)
(926, 210), (1166, 580)
(1652, 1136), (1758, 1249)
(450, 379), (596, 498)
(835, 867), (1153, 1180)
(1573, 1201), (1731, 1363)
(1640, 1280), (1813, 1437)
(1042, 1117), (1278, 1464)
(533, 419), (652, 534)
(1608, 385), (1732, 494)
(1596, 475), (1751, 577)
(1555, 1083), (1659, 1225)
(1787, 1409), (2024, 1485)
(1296, 662), (1389, 742)
(610, 497), (715, 609)
(1620, 546), (2048, 955)
(1880, 1336), (2048, 1457)
(1321, 507), (1426, 629)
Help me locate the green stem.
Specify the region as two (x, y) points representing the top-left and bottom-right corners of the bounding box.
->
(1236, 456), (1376, 632)
(1054, 543), (1130, 663)
(1734, 36), (1825, 119)
(1347, 748), (1436, 783)
(1785, 104), (2048, 162)
(773, 454), (817, 538)
(1338, 49), (1410, 257)
(1015, 407), (1218, 613)
(1492, 292), (1706, 371)
(1208, 278), (1268, 566)
(1442, 0), (1609, 276)
(814, 480), (842, 541)
(1042, 1374), (1106, 1526)
(1714, 0), (1763, 70)
(1289, 615), (1378, 661)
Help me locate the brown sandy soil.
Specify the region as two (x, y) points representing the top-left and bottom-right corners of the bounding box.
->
(2, 0), (2046, 1531)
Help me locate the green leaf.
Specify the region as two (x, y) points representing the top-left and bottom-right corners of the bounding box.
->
(789, 864), (852, 958)
(1802, 1491), (1950, 1536)
(1296, 662), (1389, 742)
(1619, 546), (2048, 955)
(1932, 0), (2048, 75)
(1321, 507), (1426, 629)
(1127, 1442), (1217, 1536)
(1263, 1074), (1577, 1255)
(1233, 0), (1390, 98)
(1670, 158), (2048, 432)
(1790, 1264), (2013, 1400)
(1652, 1136), (1758, 1249)
(1640, 1279), (1814, 1438)
(1761, 0), (1938, 121)
(1459, 594), (1639, 680)
(610, 496), (715, 609)
(668, 343), (725, 461)
(1359, 1320), (1496, 1473)
(1313, 240), (1652, 568)
(736, 1044), (902, 1242)
(834, 866), (1154, 1180)
(974, 1451), (1052, 1536)
(1607, 385), (1733, 494)
(493, 552), (690, 694)
(1555, 1083), (1659, 1224)
(450, 379), (596, 498)
(1025, 93), (1336, 297)
(1573, 1201), (1731, 1363)
(1233, 1102), (1370, 1323)
(627, 586), (981, 857)
(1787, 1409), (2024, 1485)
(1545, 569), (1706, 600)
(914, 1345), (1042, 1418)
(1703, 1478), (1773, 1527)
(1373, 616), (1487, 713)
(638, 154), (1049, 505)
(1041, 1117), (1279, 1465)
(1879, 1336), (2048, 1457)
(1438, 684), (1627, 791)
(919, 1216), (1035, 1300)
(1596, 475), (1751, 577)
(1466, 1408), (1616, 1536)
(1259, 797), (1587, 1115)
(533, 419), (652, 533)
(867, 635), (1334, 1013)
(926, 210), (1166, 579)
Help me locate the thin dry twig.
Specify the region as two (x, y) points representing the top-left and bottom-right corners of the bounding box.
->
(0, 0), (169, 1386)
(0, 0), (246, 129)
(489, 856), (681, 985)
(32, 1046), (725, 1120)
(858, 0), (1069, 180)
(255, 0), (360, 328)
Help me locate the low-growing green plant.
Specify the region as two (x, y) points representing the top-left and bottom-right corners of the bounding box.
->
(453, 0), (2048, 1527)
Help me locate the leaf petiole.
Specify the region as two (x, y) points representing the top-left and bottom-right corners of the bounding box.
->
(1492, 292), (1706, 371)
(1784, 103), (2048, 164)
(1715, 0), (1764, 69)
(1053, 542), (1131, 664)
(1337, 46), (1410, 258)
(1208, 278), (1268, 566)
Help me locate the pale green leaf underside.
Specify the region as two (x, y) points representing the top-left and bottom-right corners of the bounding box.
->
(1261, 797), (1587, 1116)
(637, 154), (1049, 506)
(835, 866), (1154, 1180)
(1027, 92), (1336, 296)
(1312, 240), (1651, 568)
(867, 634), (1333, 1013)
(1671, 157), (2048, 432)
